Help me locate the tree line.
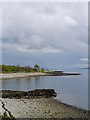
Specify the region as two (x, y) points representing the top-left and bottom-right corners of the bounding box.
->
(0, 64), (45, 73)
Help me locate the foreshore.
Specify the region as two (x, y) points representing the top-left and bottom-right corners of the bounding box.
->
(0, 90), (89, 119)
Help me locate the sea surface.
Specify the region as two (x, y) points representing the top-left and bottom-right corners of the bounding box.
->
(1, 68), (88, 110)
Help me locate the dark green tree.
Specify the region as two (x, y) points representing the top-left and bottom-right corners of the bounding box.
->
(34, 64), (40, 71)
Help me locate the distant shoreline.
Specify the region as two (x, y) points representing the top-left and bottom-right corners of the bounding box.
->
(0, 72), (48, 80)
(0, 71), (81, 80)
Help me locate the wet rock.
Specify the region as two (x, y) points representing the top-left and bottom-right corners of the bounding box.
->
(1, 89), (57, 99)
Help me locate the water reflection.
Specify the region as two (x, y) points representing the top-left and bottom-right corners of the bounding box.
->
(34, 76), (40, 88)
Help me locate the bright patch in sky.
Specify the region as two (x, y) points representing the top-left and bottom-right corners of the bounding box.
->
(65, 16), (78, 26)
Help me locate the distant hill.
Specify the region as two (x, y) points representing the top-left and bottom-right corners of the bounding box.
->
(80, 67), (90, 69)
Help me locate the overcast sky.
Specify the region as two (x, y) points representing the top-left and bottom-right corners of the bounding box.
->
(2, 0), (90, 2)
(1, 2), (88, 70)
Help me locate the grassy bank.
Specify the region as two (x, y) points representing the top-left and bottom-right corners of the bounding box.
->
(0, 64), (45, 73)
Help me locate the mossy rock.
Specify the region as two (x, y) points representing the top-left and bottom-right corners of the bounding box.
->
(1, 112), (16, 120)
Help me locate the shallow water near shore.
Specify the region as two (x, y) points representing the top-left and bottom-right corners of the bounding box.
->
(1, 68), (88, 110)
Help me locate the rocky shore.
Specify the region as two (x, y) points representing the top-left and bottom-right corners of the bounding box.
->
(0, 89), (89, 119)
(1, 98), (88, 119)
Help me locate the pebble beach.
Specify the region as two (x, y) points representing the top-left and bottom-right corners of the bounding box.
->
(0, 98), (88, 119)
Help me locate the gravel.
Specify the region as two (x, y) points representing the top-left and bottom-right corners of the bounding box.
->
(0, 98), (88, 119)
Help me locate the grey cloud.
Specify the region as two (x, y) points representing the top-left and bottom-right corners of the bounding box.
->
(2, 0), (89, 3)
(2, 2), (88, 68)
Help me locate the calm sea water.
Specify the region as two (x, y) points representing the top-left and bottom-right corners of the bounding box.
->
(1, 69), (88, 110)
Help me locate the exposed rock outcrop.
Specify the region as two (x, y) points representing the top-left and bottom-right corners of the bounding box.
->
(1, 89), (57, 99)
